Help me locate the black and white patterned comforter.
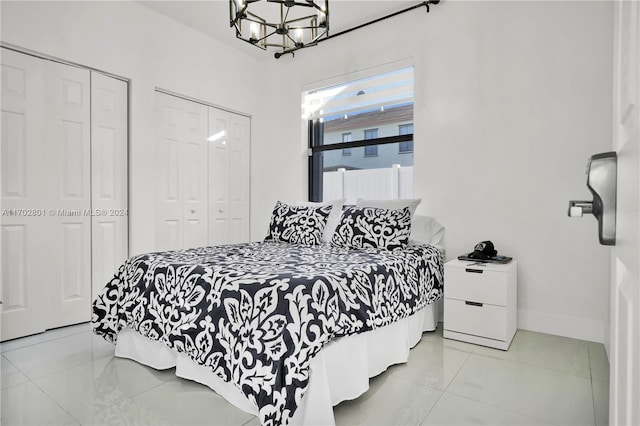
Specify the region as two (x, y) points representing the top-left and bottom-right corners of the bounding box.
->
(92, 241), (443, 426)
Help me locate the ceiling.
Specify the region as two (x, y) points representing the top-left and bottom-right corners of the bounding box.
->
(138, 1), (422, 59)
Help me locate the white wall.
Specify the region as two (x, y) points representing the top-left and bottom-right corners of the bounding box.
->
(2, 0), (614, 343)
(0, 0), (265, 256)
(253, 1), (613, 343)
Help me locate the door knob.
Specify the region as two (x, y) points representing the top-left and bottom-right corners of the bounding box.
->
(568, 152), (617, 245)
(568, 201), (593, 217)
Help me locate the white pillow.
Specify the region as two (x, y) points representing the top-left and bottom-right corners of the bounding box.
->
(356, 198), (422, 217)
(293, 199), (345, 243)
(409, 215), (445, 245)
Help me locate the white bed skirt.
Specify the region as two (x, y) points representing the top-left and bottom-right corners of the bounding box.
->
(115, 303), (438, 425)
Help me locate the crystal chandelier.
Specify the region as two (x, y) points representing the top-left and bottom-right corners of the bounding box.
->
(229, 0), (329, 58)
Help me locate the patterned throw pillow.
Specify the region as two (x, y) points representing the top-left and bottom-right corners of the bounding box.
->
(265, 201), (333, 245)
(330, 206), (411, 250)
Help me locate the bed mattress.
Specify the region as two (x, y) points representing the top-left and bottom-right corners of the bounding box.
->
(92, 241), (443, 425)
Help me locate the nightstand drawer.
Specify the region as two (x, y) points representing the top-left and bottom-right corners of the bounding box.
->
(444, 298), (508, 341)
(445, 265), (509, 306)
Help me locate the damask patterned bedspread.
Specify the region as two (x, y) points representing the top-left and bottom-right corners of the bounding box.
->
(92, 241), (443, 426)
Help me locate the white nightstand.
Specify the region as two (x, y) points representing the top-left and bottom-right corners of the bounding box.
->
(443, 259), (517, 350)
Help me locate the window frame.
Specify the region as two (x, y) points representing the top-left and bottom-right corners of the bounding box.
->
(305, 64), (415, 202)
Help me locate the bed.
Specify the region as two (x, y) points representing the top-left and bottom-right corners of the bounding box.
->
(92, 201), (444, 426)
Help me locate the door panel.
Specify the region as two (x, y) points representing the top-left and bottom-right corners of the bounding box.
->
(209, 111), (231, 245)
(208, 108), (251, 245)
(45, 60), (91, 329)
(156, 95), (184, 251)
(1, 225), (27, 311)
(155, 92), (208, 250)
(60, 222), (87, 300)
(182, 104), (208, 249)
(91, 72), (128, 299)
(611, 1), (639, 424)
(0, 49), (48, 341)
(229, 116), (251, 244)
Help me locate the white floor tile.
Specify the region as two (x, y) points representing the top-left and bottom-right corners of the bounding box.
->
(333, 374), (442, 425)
(0, 323), (90, 354)
(389, 340), (471, 390)
(447, 354), (595, 426)
(35, 356), (175, 424)
(422, 392), (554, 425)
(91, 380), (255, 426)
(0, 322), (609, 426)
(422, 325), (479, 353)
(0, 381), (79, 425)
(3, 331), (115, 380)
(472, 329), (592, 378)
(1, 355), (30, 389)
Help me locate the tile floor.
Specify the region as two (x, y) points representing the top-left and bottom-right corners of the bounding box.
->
(0, 323), (609, 426)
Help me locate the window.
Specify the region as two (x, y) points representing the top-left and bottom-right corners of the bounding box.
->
(398, 124), (414, 153)
(364, 129), (378, 156)
(364, 129), (378, 139)
(304, 66), (414, 203)
(364, 146), (378, 156)
(399, 124), (413, 135)
(342, 133), (352, 156)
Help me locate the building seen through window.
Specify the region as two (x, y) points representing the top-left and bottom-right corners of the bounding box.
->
(320, 105), (413, 171)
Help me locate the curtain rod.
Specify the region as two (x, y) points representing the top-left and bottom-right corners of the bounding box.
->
(275, 0), (440, 59)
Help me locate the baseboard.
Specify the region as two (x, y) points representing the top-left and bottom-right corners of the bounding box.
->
(517, 309), (606, 344)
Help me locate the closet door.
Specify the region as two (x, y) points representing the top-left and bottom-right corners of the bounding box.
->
(208, 108), (251, 245)
(91, 72), (128, 299)
(1, 49), (48, 340)
(1, 53), (92, 337)
(43, 60), (92, 329)
(1, 50), (128, 341)
(155, 92), (208, 250)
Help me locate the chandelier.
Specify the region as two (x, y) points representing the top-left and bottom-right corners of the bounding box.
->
(229, 0), (329, 58)
(229, 1), (440, 59)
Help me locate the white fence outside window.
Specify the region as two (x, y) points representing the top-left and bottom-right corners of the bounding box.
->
(323, 165), (413, 204)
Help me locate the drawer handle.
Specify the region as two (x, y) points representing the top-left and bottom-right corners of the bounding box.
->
(465, 268), (484, 274)
(465, 301), (483, 307)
